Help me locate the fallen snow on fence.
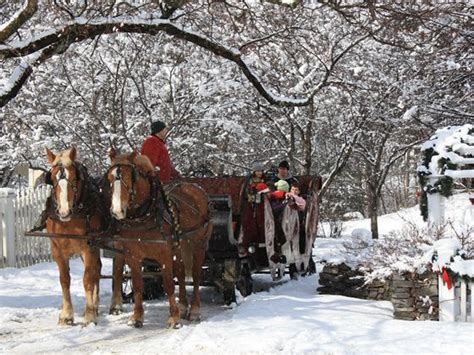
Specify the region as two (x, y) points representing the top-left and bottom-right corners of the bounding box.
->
(0, 258), (473, 354)
(0, 186), (52, 268)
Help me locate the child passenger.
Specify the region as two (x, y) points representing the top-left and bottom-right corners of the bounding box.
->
(286, 183), (306, 211)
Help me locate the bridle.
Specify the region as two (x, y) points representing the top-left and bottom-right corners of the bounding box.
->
(108, 163), (140, 207)
(47, 163), (86, 213)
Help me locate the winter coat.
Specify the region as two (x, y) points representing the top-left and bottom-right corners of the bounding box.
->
(141, 135), (180, 183)
(286, 192), (306, 211)
(247, 175), (269, 203)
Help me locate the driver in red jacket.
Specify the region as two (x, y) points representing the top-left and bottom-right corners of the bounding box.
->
(141, 120), (181, 183)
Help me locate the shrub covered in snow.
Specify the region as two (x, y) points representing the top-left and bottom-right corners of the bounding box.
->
(339, 221), (473, 283)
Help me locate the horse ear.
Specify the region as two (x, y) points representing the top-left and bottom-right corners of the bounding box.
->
(46, 148), (56, 164)
(129, 150), (138, 163)
(69, 146), (77, 161)
(109, 147), (117, 160)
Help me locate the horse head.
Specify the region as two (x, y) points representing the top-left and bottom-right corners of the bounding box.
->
(45, 147), (87, 222)
(107, 148), (154, 220)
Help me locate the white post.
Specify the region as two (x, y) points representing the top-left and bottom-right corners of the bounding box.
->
(460, 280), (467, 322)
(470, 281), (474, 323)
(0, 188), (17, 268)
(427, 190), (445, 228)
(438, 274), (457, 321)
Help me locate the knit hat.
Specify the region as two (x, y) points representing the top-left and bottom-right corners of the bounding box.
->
(252, 161), (265, 172)
(278, 160), (290, 170)
(274, 179), (290, 192)
(151, 121), (167, 135)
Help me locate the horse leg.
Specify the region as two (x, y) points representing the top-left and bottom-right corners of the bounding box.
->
(189, 246), (206, 322)
(127, 257), (144, 328)
(82, 249), (101, 325)
(173, 250), (189, 319)
(161, 251), (180, 328)
(94, 255), (102, 316)
(54, 253), (74, 325)
(110, 254), (125, 315)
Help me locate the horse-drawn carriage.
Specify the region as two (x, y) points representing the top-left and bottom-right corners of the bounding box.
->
(26, 147), (321, 327)
(182, 174), (321, 304)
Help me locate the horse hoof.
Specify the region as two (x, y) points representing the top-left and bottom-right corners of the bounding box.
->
(83, 320), (97, 327)
(179, 309), (189, 320)
(109, 307), (123, 316)
(187, 313), (200, 322)
(59, 318), (74, 326)
(167, 319), (181, 329)
(127, 320), (143, 328)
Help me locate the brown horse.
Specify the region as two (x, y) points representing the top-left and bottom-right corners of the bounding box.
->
(106, 149), (212, 328)
(44, 147), (105, 325)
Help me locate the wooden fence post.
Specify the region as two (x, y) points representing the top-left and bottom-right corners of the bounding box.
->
(427, 181), (445, 228)
(0, 188), (17, 267)
(438, 273), (457, 321)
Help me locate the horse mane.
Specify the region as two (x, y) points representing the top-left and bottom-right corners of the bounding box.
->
(113, 153), (154, 174)
(135, 155), (154, 174)
(52, 148), (75, 167)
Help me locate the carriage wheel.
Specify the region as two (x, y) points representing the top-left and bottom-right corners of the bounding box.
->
(307, 255), (316, 275)
(120, 264), (165, 303)
(223, 282), (237, 305)
(142, 265), (165, 300)
(236, 262), (253, 297)
(121, 265), (134, 303)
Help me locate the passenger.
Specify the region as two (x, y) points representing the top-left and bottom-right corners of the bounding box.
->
(239, 162), (269, 259)
(247, 162), (269, 204)
(273, 160), (298, 187)
(268, 179), (290, 265)
(286, 183), (306, 280)
(286, 183), (306, 211)
(269, 179), (289, 210)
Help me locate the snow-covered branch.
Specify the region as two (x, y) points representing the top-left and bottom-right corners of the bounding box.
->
(0, 0), (38, 43)
(0, 16), (370, 109)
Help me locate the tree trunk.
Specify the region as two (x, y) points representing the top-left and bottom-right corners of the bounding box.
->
(304, 101), (314, 175)
(367, 187), (379, 239)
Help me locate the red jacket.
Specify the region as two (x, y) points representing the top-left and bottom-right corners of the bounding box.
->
(141, 135), (180, 183)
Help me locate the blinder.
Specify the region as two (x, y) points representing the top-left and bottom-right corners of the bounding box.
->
(44, 171), (52, 185)
(108, 163), (139, 203)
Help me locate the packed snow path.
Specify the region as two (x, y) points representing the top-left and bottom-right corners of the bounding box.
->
(0, 258), (472, 354)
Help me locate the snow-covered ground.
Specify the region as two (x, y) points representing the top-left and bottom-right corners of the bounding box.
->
(0, 194), (473, 354)
(0, 259), (472, 354)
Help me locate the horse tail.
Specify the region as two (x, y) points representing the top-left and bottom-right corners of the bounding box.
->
(181, 240), (193, 280)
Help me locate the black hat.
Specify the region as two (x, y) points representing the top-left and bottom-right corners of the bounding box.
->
(278, 160), (290, 170)
(151, 121), (167, 135)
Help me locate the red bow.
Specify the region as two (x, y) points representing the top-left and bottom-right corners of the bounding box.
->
(441, 267), (453, 290)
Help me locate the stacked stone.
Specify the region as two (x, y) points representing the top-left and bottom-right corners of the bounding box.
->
(391, 272), (438, 321)
(318, 263), (390, 300)
(318, 263), (438, 320)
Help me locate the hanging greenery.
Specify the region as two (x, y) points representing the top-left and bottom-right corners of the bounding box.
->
(417, 125), (474, 221)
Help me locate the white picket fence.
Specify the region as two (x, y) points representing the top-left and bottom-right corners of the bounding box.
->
(0, 186), (52, 268)
(439, 271), (473, 322)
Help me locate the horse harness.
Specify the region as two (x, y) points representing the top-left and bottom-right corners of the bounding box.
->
(33, 162), (108, 233)
(107, 163), (209, 245)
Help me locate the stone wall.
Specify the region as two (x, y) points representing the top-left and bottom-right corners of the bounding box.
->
(318, 263), (390, 300)
(391, 271), (438, 320)
(318, 263), (439, 320)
